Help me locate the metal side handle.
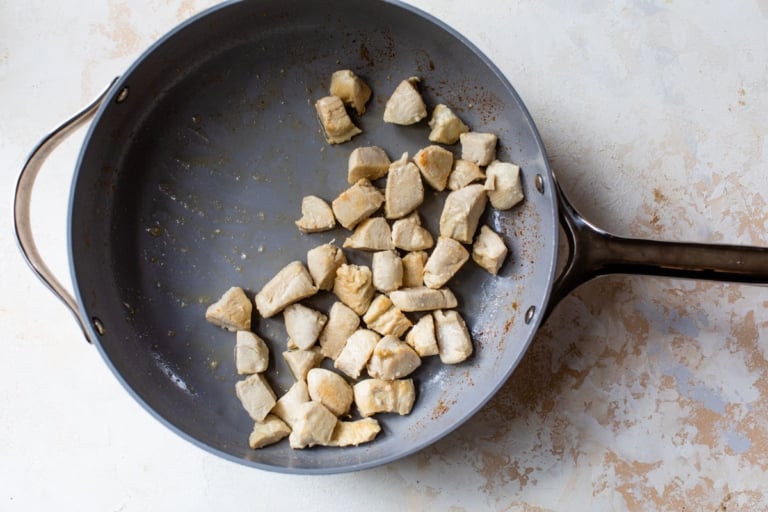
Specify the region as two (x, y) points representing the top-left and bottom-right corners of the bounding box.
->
(13, 78), (119, 344)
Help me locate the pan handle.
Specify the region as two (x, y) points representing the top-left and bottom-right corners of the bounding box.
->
(13, 78), (119, 344)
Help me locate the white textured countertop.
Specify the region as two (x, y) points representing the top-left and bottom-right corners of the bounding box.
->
(2, 1), (767, 510)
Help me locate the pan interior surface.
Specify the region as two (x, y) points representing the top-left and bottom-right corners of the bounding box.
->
(70, 0), (557, 473)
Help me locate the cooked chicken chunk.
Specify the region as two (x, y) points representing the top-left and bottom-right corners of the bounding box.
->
(473, 225), (508, 275)
(288, 401), (339, 449)
(405, 314), (438, 357)
(283, 348), (323, 381)
(205, 286), (252, 332)
(362, 295), (412, 337)
(283, 303), (328, 350)
(235, 373), (277, 422)
(428, 104), (469, 144)
(295, 195), (336, 233)
(448, 159), (485, 191)
(315, 95), (362, 144)
(248, 414), (291, 449)
(327, 418), (381, 447)
(330, 69), (372, 115)
(401, 251), (428, 287)
(389, 287), (458, 312)
(383, 77), (427, 125)
(434, 309), (473, 364)
(367, 335), (421, 380)
(372, 251), (403, 293)
(484, 160), (525, 210)
(343, 217), (394, 251)
(348, 146), (390, 183)
(460, 132), (498, 166)
(334, 329), (379, 379)
(319, 301), (361, 360)
(391, 213), (434, 251)
(439, 183), (488, 244)
(423, 237), (470, 289)
(333, 264), (375, 316)
(331, 178), (385, 230)
(271, 380), (310, 428)
(385, 153), (424, 219)
(307, 368), (354, 417)
(307, 243), (346, 291)
(235, 330), (269, 374)
(414, 145), (454, 191)
(254, 261), (318, 318)
(353, 378), (416, 417)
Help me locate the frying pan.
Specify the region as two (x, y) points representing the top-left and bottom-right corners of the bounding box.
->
(14, 0), (768, 474)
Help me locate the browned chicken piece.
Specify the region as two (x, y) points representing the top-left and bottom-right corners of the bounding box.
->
(307, 368), (354, 417)
(423, 237), (470, 289)
(383, 77), (427, 125)
(434, 309), (473, 364)
(235, 373), (277, 422)
(333, 264), (375, 316)
(391, 212), (434, 251)
(348, 146), (391, 183)
(319, 301), (361, 360)
(439, 183), (488, 244)
(362, 294), (412, 337)
(248, 414), (291, 449)
(353, 378), (416, 417)
(288, 401), (339, 449)
(473, 225), (508, 275)
(326, 418), (381, 447)
(484, 160), (525, 210)
(343, 217), (394, 251)
(385, 153), (424, 219)
(295, 195), (336, 233)
(428, 104), (469, 144)
(401, 251), (428, 287)
(235, 330), (269, 375)
(330, 69), (372, 115)
(254, 261), (318, 318)
(447, 159), (485, 191)
(205, 286), (252, 332)
(414, 145), (454, 191)
(331, 178), (385, 230)
(371, 250), (403, 293)
(460, 132), (498, 166)
(271, 380), (310, 428)
(367, 335), (422, 380)
(283, 348), (323, 381)
(405, 314), (439, 357)
(389, 287), (458, 312)
(283, 303), (328, 350)
(307, 243), (346, 291)
(315, 95), (362, 144)
(334, 329), (379, 379)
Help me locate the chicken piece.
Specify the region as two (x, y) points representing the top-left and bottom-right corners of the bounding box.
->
(283, 303), (328, 350)
(434, 309), (473, 364)
(401, 251), (428, 287)
(428, 104), (469, 144)
(383, 77), (427, 125)
(439, 184), (488, 244)
(363, 295), (412, 337)
(405, 314), (438, 357)
(473, 225), (508, 275)
(331, 178), (385, 230)
(288, 401), (339, 449)
(307, 243), (346, 291)
(248, 414), (291, 449)
(348, 146), (391, 183)
(295, 195), (335, 233)
(385, 153), (424, 219)
(283, 348), (323, 381)
(334, 328), (380, 379)
(235, 330), (269, 375)
(254, 261), (317, 318)
(391, 213), (434, 251)
(484, 160), (525, 210)
(372, 250), (403, 293)
(327, 418), (381, 447)
(271, 380), (310, 428)
(315, 95), (362, 144)
(205, 286), (252, 332)
(414, 145), (454, 191)
(319, 302), (361, 360)
(307, 368), (354, 417)
(235, 373), (277, 422)
(423, 237), (470, 289)
(448, 159), (485, 191)
(389, 287), (458, 312)
(367, 335), (421, 380)
(353, 378), (416, 417)
(343, 217), (394, 251)
(333, 264), (375, 316)
(330, 69), (372, 115)
(460, 132), (498, 166)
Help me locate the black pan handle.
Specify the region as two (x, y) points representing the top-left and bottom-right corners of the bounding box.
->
(13, 78), (119, 344)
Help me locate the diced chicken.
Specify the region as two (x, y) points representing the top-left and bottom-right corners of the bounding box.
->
(484, 160), (525, 210)
(333, 264), (375, 316)
(334, 329), (379, 379)
(391, 212), (434, 251)
(235, 330), (269, 374)
(434, 309), (473, 364)
(254, 261), (318, 318)
(348, 146), (390, 183)
(315, 95), (362, 144)
(271, 380), (310, 428)
(428, 104), (469, 144)
(343, 217), (394, 251)
(423, 237), (470, 289)
(439, 183), (488, 244)
(448, 159), (485, 191)
(383, 77), (427, 125)
(353, 378), (416, 417)
(330, 69), (372, 115)
(205, 286), (252, 332)
(295, 195), (335, 233)
(372, 250), (403, 293)
(405, 314), (438, 357)
(362, 295), (412, 337)
(473, 225), (508, 275)
(235, 373), (277, 422)
(288, 401), (339, 449)
(283, 348), (323, 381)
(327, 418), (381, 447)
(307, 368), (354, 417)
(414, 145), (454, 191)
(401, 251), (428, 287)
(331, 178), (385, 230)
(307, 243), (346, 291)
(389, 287), (458, 312)
(367, 335), (421, 380)
(248, 414), (291, 449)
(319, 302), (361, 360)
(385, 153), (424, 219)
(283, 303), (328, 350)
(460, 132), (497, 166)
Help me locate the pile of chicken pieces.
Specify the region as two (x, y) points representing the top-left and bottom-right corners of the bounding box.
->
(205, 70), (524, 451)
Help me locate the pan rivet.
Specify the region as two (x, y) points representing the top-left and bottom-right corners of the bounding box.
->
(116, 87), (129, 104)
(534, 174), (545, 194)
(92, 317), (106, 336)
(524, 306), (536, 324)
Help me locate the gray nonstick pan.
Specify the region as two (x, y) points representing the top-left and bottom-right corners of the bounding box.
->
(14, 0), (768, 474)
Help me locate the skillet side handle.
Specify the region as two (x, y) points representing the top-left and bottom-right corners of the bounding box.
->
(13, 78), (119, 345)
